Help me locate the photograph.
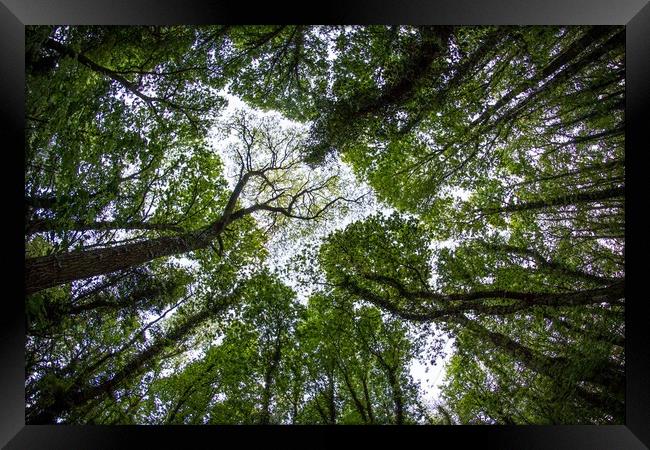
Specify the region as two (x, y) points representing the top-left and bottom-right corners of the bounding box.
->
(22, 24), (628, 427)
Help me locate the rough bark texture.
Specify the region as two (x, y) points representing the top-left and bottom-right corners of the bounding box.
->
(25, 173), (250, 295)
(26, 229), (211, 295)
(26, 218), (184, 235)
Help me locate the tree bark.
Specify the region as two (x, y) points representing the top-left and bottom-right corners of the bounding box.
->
(25, 173), (250, 295)
(26, 229), (213, 295)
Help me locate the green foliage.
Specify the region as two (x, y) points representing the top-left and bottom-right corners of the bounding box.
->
(24, 25), (624, 425)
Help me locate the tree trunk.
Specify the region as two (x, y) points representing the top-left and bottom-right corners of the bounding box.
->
(474, 27), (621, 126)
(26, 218), (184, 236)
(387, 369), (404, 425)
(259, 336), (282, 425)
(326, 370), (337, 424)
(453, 315), (624, 396)
(338, 361), (368, 423)
(27, 289), (240, 424)
(25, 173), (250, 294)
(343, 277), (625, 322)
(361, 374), (375, 424)
(479, 242), (615, 285)
(481, 185), (624, 216)
(25, 228), (214, 295)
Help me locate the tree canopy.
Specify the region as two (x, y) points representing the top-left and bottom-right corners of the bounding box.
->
(25, 25), (624, 425)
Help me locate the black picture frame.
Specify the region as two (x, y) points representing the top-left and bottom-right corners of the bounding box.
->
(2, 1), (648, 447)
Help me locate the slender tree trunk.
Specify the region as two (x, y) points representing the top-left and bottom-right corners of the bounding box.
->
(313, 396), (329, 424)
(165, 384), (197, 424)
(512, 159), (623, 188)
(166, 359), (219, 424)
(481, 186), (624, 216)
(326, 370), (337, 424)
(30, 277), (180, 336)
(361, 373), (375, 424)
(479, 242), (615, 285)
(453, 315), (624, 396)
(493, 29), (624, 127)
(574, 385), (624, 420)
(553, 316), (625, 348)
(27, 290), (239, 424)
(259, 336), (282, 425)
(343, 277), (624, 322)
(44, 38), (175, 111)
(291, 391), (299, 425)
(474, 27), (621, 126)
(387, 369), (404, 425)
(338, 362), (368, 423)
(371, 348), (404, 425)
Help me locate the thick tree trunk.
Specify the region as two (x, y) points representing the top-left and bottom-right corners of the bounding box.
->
(25, 173), (250, 295)
(25, 228), (215, 295)
(26, 218), (184, 236)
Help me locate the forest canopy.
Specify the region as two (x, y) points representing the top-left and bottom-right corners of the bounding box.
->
(25, 25), (624, 425)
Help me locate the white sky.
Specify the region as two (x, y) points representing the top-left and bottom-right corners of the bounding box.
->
(206, 88), (454, 410)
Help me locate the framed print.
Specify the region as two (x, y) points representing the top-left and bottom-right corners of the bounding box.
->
(2, 0), (648, 448)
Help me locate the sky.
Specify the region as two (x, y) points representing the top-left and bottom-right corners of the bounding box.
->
(48, 83), (456, 407)
(207, 88), (455, 407)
